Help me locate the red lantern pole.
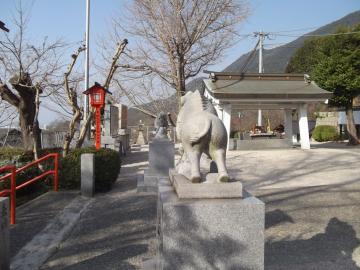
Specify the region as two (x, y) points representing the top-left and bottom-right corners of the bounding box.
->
(95, 107), (101, 150)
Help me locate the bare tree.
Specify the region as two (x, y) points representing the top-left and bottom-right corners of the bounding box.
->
(0, 2), (65, 151)
(114, 0), (248, 97)
(62, 45), (85, 156)
(0, 100), (17, 128)
(61, 39), (129, 155)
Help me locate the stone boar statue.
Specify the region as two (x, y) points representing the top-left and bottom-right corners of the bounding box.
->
(176, 90), (229, 183)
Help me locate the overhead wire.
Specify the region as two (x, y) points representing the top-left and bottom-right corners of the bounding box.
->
(269, 26), (319, 33)
(269, 31), (360, 38)
(239, 38), (260, 73)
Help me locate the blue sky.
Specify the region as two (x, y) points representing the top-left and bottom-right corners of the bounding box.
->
(1, 0), (359, 124)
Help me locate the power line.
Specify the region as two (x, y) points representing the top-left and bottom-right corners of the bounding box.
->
(270, 31), (360, 38)
(269, 26), (319, 34)
(234, 30), (360, 40)
(239, 39), (260, 73)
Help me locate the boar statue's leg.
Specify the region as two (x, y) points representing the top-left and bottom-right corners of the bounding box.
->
(213, 148), (229, 182)
(185, 146), (201, 183)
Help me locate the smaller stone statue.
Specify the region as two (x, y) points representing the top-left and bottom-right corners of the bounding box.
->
(154, 111), (169, 140)
(135, 120), (146, 145)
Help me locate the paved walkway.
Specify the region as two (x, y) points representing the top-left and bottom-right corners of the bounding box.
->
(230, 143), (360, 269)
(227, 142), (360, 190)
(41, 148), (157, 270)
(10, 191), (78, 259)
(11, 142), (359, 269)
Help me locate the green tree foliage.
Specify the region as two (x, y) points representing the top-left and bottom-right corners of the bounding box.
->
(286, 38), (324, 74)
(287, 24), (360, 144)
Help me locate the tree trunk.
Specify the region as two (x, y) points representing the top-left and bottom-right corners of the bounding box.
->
(176, 57), (186, 96)
(19, 102), (41, 151)
(9, 74), (42, 151)
(345, 107), (360, 145)
(75, 111), (93, 149)
(32, 86), (42, 161)
(63, 110), (81, 157)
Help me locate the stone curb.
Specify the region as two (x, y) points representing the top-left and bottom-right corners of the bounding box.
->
(10, 196), (93, 270)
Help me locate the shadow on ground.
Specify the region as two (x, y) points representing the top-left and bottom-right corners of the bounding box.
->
(256, 183), (360, 270)
(266, 217), (360, 269)
(41, 148), (157, 270)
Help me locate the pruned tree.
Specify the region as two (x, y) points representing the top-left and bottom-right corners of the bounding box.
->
(114, 0), (249, 98)
(62, 45), (86, 156)
(0, 2), (65, 151)
(62, 39), (129, 156)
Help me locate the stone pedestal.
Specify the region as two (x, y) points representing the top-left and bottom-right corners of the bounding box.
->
(81, 154), (95, 197)
(137, 173), (169, 193)
(157, 180), (265, 270)
(148, 139), (174, 176)
(137, 139), (174, 193)
(169, 170), (243, 199)
(0, 197), (10, 270)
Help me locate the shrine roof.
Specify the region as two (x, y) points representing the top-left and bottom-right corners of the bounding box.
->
(203, 72), (332, 100)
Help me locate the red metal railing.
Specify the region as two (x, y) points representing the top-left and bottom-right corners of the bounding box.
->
(0, 153), (59, 224)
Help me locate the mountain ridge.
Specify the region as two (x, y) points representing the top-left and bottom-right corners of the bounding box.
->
(223, 10), (360, 73)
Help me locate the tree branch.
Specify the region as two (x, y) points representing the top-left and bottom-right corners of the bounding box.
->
(103, 39), (128, 89)
(0, 80), (20, 107)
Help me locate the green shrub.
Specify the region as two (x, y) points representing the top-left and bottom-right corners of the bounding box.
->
(230, 131), (241, 139)
(312, 125), (339, 142)
(59, 147), (121, 192)
(0, 148), (60, 203)
(0, 147), (121, 195)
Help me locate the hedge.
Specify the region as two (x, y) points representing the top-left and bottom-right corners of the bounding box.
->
(312, 125), (339, 142)
(59, 147), (121, 192)
(0, 147), (121, 194)
(0, 148), (61, 202)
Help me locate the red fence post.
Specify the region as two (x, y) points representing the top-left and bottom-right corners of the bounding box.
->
(53, 153), (59, 192)
(10, 166), (16, 225)
(1, 153), (59, 224)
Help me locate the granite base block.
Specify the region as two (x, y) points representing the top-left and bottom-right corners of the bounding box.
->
(137, 170), (171, 193)
(81, 153), (95, 198)
(137, 174), (158, 193)
(157, 183), (265, 270)
(169, 170), (243, 199)
(148, 140), (174, 176)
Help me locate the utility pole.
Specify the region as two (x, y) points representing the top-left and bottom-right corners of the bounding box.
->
(254, 31), (269, 127)
(84, 0), (90, 138)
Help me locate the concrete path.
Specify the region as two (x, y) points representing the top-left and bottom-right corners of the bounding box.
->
(19, 142), (358, 270)
(11, 196), (92, 270)
(41, 148), (157, 270)
(10, 191), (79, 258)
(230, 142), (360, 269)
(227, 142), (360, 190)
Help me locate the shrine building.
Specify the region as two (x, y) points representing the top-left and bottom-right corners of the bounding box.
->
(202, 72), (332, 150)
